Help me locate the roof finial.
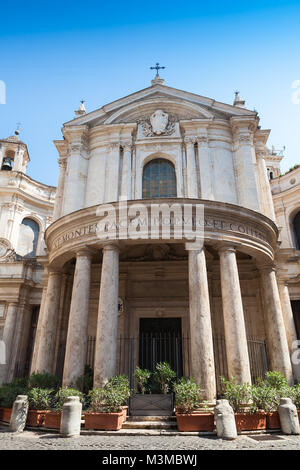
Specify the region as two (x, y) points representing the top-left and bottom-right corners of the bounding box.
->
(150, 62), (165, 86)
(75, 99), (86, 116)
(233, 90), (246, 108)
(15, 122), (22, 137)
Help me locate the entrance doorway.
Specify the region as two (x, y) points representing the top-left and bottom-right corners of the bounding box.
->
(139, 318), (183, 377)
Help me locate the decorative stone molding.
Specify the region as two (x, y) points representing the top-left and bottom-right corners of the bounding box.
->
(0, 238), (17, 263)
(138, 111), (176, 137)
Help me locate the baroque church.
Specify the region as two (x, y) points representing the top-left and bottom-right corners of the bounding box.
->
(0, 72), (300, 401)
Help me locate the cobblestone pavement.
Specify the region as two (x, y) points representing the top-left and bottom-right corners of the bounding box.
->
(1, 426), (300, 450)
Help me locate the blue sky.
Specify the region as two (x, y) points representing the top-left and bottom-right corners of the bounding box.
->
(0, 0), (300, 186)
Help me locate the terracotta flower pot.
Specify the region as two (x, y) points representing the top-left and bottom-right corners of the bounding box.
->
(26, 410), (50, 427)
(1, 408), (12, 423)
(266, 411), (280, 429)
(235, 412), (266, 432)
(176, 412), (215, 432)
(298, 410), (300, 422)
(84, 411), (124, 431)
(43, 411), (61, 429)
(0, 408), (3, 421)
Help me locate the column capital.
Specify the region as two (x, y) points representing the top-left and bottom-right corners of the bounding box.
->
(102, 243), (119, 254)
(184, 136), (196, 146)
(217, 243), (240, 254)
(257, 263), (276, 274)
(75, 247), (93, 259)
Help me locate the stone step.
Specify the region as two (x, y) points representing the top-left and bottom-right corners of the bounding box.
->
(126, 415), (176, 422)
(122, 420), (177, 430)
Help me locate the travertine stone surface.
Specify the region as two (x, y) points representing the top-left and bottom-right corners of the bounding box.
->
(33, 270), (62, 373)
(94, 244), (119, 387)
(260, 266), (294, 384)
(60, 396), (82, 438)
(9, 395), (29, 433)
(214, 399), (237, 440)
(278, 398), (300, 435)
(63, 250), (92, 386)
(188, 249), (216, 400)
(219, 245), (252, 384)
(0, 302), (18, 385)
(278, 280), (300, 382)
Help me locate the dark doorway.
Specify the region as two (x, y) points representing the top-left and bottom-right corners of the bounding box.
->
(139, 318), (183, 377)
(291, 300), (300, 340)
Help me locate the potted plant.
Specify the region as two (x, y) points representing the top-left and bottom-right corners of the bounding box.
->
(220, 376), (266, 431)
(174, 377), (214, 431)
(261, 371), (291, 429)
(130, 363), (175, 416)
(85, 378), (130, 431)
(44, 387), (84, 429)
(26, 388), (53, 427)
(291, 384), (300, 422)
(28, 372), (60, 390)
(0, 378), (28, 423)
(107, 375), (130, 421)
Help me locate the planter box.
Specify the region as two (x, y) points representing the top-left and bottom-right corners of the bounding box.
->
(266, 412), (280, 429)
(84, 412), (123, 431)
(130, 394), (173, 416)
(43, 411), (61, 429)
(1, 408), (12, 423)
(26, 410), (50, 427)
(176, 412), (215, 432)
(298, 410), (300, 423)
(235, 412), (266, 432)
(122, 406), (128, 422)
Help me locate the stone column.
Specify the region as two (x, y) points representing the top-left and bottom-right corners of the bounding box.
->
(278, 280), (300, 382)
(33, 270), (62, 374)
(0, 302), (19, 385)
(196, 135), (214, 200)
(63, 249), (92, 386)
(105, 143), (120, 203)
(256, 151), (276, 221)
(259, 266), (294, 385)
(94, 244), (119, 387)
(62, 127), (88, 215)
(120, 143), (132, 201)
(188, 248), (216, 401)
(184, 137), (198, 198)
(219, 245), (252, 384)
(53, 158), (67, 221)
(30, 282), (48, 374)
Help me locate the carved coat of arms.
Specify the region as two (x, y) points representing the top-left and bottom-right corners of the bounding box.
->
(138, 109), (176, 137)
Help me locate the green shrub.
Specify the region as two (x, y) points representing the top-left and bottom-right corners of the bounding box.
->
(250, 384), (280, 413)
(264, 371), (288, 390)
(88, 375), (130, 413)
(0, 381), (28, 408)
(28, 372), (60, 390)
(153, 362), (176, 394)
(75, 365), (93, 395)
(291, 384), (300, 409)
(133, 367), (151, 394)
(173, 378), (202, 414)
(220, 376), (251, 412)
(28, 388), (54, 410)
(54, 387), (84, 411)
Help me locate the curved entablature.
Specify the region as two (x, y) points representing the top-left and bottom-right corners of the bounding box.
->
(45, 198), (278, 269)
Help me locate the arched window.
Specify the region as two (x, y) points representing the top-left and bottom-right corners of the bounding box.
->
(142, 159), (177, 199)
(293, 211), (300, 249)
(17, 218), (40, 257)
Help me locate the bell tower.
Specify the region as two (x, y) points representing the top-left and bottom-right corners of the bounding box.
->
(0, 127), (30, 174)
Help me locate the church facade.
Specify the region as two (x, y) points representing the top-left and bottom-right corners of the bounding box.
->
(0, 75), (300, 401)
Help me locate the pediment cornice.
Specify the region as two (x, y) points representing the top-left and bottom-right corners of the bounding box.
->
(63, 83), (257, 129)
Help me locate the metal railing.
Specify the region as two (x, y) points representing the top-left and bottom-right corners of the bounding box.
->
(86, 334), (269, 393)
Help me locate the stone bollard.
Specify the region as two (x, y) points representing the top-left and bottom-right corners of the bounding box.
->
(278, 398), (300, 435)
(60, 396), (82, 438)
(9, 395), (29, 433)
(214, 399), (237, 440)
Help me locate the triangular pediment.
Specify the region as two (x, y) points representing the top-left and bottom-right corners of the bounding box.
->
(64, 83), (256, 129)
